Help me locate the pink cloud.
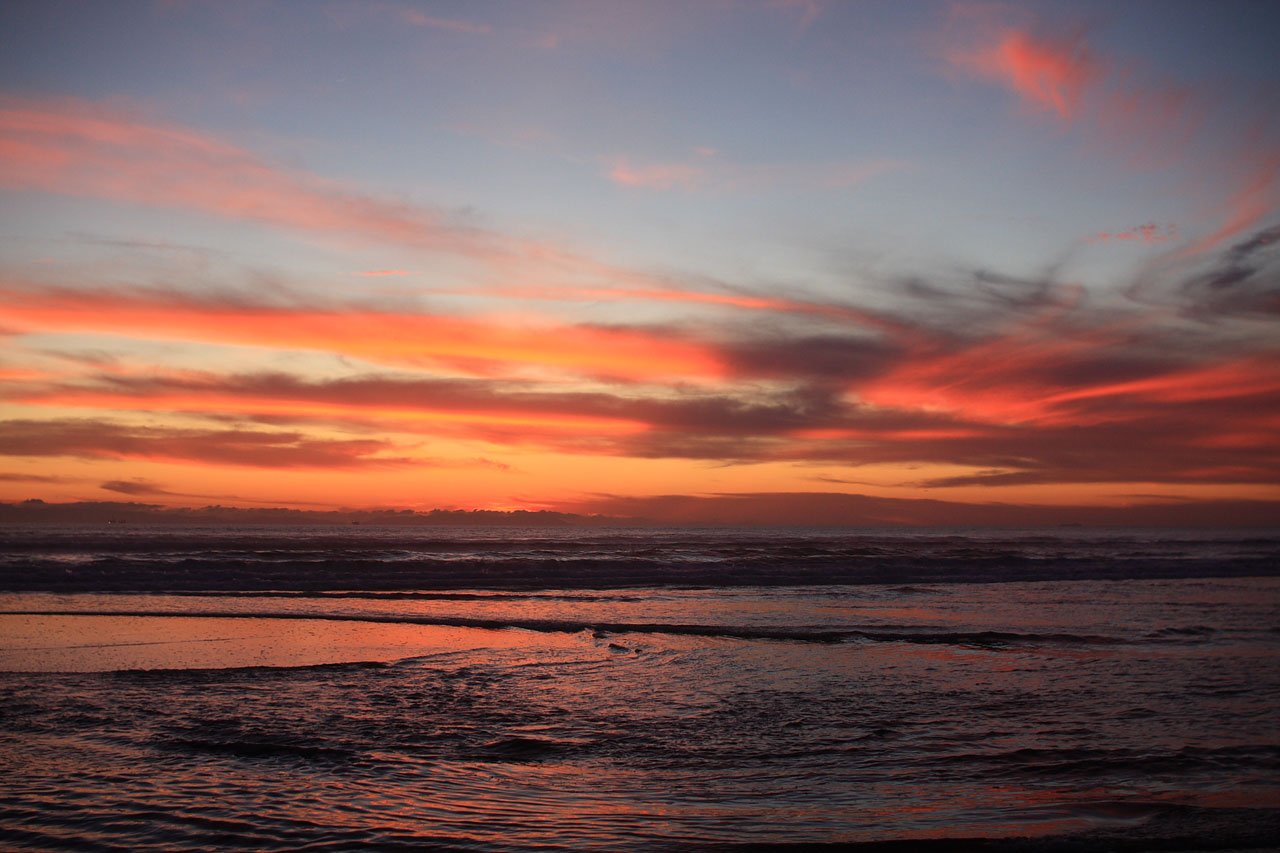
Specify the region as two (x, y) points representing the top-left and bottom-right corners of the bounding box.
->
(354, 269), (415, 277)
(605, 154), (903, 193)
(0, 284), (726, 382)
(945, 15), (1276, 259)
(0, 96), (735, 300)
(952, 27), (1098, 120)
(1089, 223), (1179, 245)
(0, 96), (505, 259)
(399, 10), (491, 35)
(607, 157), (706, 191)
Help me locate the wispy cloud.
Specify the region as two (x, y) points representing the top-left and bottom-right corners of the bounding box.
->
(0, 419), (410, 469)
(607, 157), (706, 191)
(1088, 223), (1179, 246)
(96, 478), (355, 507)
(398, 9), (491, 35)
(605, 153), (903, 193)
(1179, 149), (1280, 258)
(326, 2), (491, 36)
(1178, 224), (1280, 319)
(0, 472), (72, 483)
(0, 96), (502, 257)
(2, 95), (838, 309)
(99, 478), (186, 496)
(950, 26), (1098, 120)
(0, 283), (724, 381)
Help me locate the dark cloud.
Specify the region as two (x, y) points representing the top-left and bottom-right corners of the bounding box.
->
(721, 335), (902, 381)
(1032, 352), (1185, 388)
(0, 472), (71, 483)
(1181, 224), (1280, 318)
(971, 267), (1074, 309)
(61, 370), (855, 438)
(0, 419), (410, 469)
(100, 479), (179, 496)
(5, 245), (1278, 492)
(16, 345), (1278, 486)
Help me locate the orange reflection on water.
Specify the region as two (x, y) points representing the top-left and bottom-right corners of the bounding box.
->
(0, 614), (587, 672)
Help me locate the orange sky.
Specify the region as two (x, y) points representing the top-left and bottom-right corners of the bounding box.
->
(2, 3), (1278, 523)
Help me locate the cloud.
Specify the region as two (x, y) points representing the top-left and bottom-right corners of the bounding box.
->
(0, 95), (905, 327)
(1178, 150), (1280, 258)
(1179, 224), (1280, 319)
(0, 95), (503, 257)
(945, 14), (1277, 259)
(4, 234), (1276, 490)
(96, 478), (357, 506)
(354, 269), (415, 277)
(1089, 223), (1179, 245)
(450, 281), (914, 335)
(11, 310), (1277, 486)
(0, 96), (762, 303)
(950, 27), (1098, 120)
(604, 154), (902, 193)
(99, 478), (181, 496)
(607, 157), (706, 191)
(8, 369), (839, 446)
(398, 9), (491, 35)
(325, 2), (491, 35)
(0, 472), (71, 483)
(0, 419), (410, 469)
(721, 334), (902, 381)
(0, 283), (725, 381)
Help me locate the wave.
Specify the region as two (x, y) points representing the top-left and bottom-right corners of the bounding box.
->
(5, 526), (1278, 593)
(3, 804), (1277, 853)
(7, 552), (1278, 593)
(1, 609), (1128, 648)
(698, 805), (1280, 852)
(161, 735), (356, 761)
(931, 745), (1280, 779)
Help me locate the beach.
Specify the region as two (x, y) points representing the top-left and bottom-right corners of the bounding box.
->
(1, 526), (1278, 850)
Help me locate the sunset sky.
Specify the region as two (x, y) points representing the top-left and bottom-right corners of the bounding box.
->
(2, 0), (1278, 524)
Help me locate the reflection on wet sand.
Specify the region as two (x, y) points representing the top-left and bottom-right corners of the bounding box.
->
(1, 574), (1277, 850)
(0, 614), (586, 671)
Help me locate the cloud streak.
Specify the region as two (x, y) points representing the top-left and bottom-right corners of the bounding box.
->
(0, 284), (724, 381)
(0, 419), (411, 469)
(605, 154), (903, 193)
(0, 95), (505, 256)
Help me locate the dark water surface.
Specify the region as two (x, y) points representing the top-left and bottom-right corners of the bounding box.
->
(1, 526), (1278, 851)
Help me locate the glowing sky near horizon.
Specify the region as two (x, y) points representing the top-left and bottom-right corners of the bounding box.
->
(1, 0), (1278, 522)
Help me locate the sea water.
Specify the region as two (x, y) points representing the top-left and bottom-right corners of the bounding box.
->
(1, 526), (1277, 850)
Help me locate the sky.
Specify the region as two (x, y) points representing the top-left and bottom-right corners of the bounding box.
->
(1, 0), (1278, 525)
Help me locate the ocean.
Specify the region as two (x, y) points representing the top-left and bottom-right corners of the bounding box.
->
(1, 525), (1278, 851)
